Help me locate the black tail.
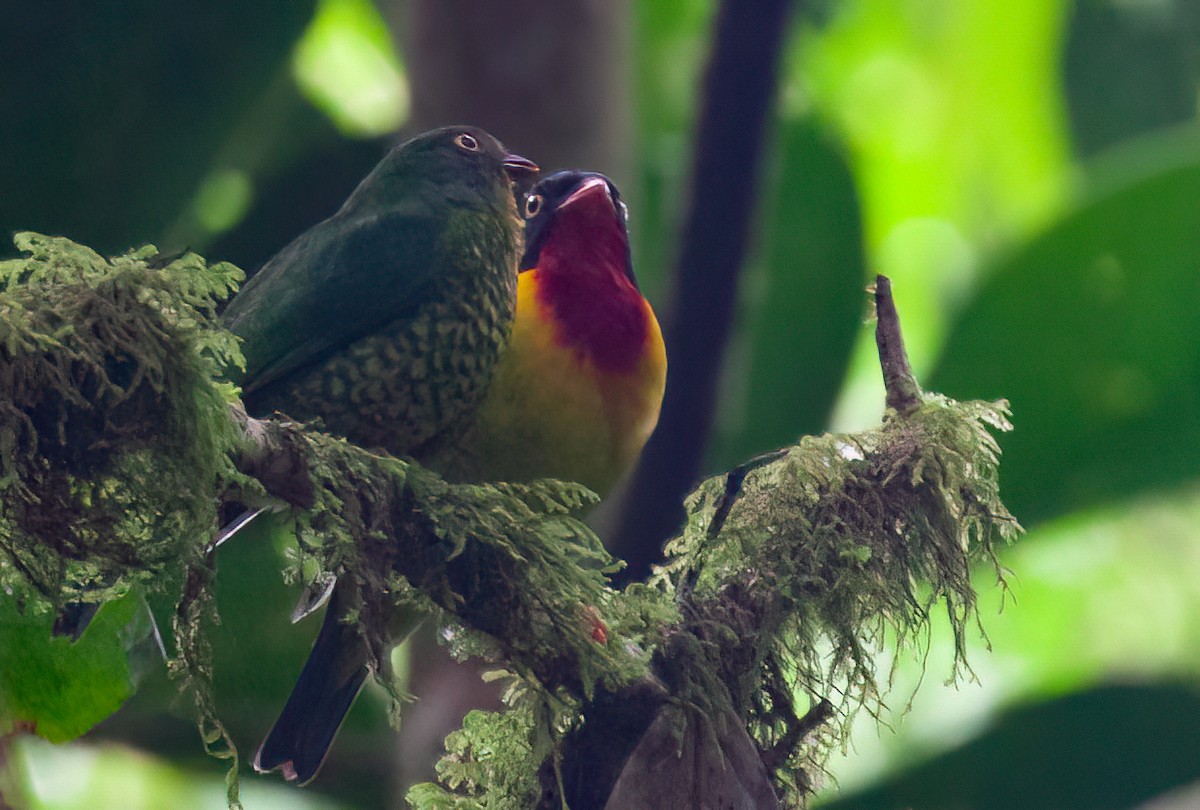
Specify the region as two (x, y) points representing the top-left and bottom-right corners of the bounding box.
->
(53, 601), (101, 641)
(254, 585), (368, 784)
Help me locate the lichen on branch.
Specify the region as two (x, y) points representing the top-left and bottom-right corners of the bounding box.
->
(0, 236), (1019, 810)
(0, 233), (244, 611)
(646, 394), (1018, 800)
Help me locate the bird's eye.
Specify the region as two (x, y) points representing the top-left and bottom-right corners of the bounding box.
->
(524, 193), (544, 218)
(454, 132), (480, 152)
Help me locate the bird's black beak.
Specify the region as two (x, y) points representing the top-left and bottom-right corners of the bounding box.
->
(503, 153), (540, 179)
(561, 175), (616, 214)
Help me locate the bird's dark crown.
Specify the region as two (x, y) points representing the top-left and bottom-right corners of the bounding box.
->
(520, 170), (635, 287)
(342, 125), (520, 214)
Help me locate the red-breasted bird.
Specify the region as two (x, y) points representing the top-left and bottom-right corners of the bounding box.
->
(219, 126), (537, 784)
(430, 170), (667, 498)
(249, 168), (665, 785)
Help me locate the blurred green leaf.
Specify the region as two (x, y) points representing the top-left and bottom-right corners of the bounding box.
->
(801, 0), (1070, 250)
(0, 593), (154, 743)
(15, 736), (349, 810)
(192, 168), (255, 235)
(931, 129), (1200, 526)
(710, 116), (864, 465)
(796, 0), (1072, 429)
(292, 0), (409, 138)
(1064, 0), (1200, 156)
(818, 681), (1200, 810)
(631, 0), (714, 303)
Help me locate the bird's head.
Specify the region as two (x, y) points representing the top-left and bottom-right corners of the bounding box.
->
(518, 171), (652, 376)
(344, 126), (539, 213)
(520, 171), (636, 289)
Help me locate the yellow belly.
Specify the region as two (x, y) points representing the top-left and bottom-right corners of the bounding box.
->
(435, 271), (666, 498)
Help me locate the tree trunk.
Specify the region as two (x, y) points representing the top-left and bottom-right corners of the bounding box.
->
(392, 0), (632, 180)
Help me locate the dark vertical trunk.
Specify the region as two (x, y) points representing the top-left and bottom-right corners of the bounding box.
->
(393, 0), (632, 179)
(611, 0), (797, 583)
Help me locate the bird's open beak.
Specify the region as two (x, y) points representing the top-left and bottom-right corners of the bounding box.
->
(561, 175), (616, 214)
(503, 153), (540, 179)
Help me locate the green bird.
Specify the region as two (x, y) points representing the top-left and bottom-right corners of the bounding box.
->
(224, 127), (537, 457)
(220, 126), (537, 784)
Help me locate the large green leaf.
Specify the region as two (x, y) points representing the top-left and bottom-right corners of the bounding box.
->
(1064, 0), (1200, 156)
(931, 131), (1200, 526)
(818, 681), (1200, 810)
(0, 592), (156, 743)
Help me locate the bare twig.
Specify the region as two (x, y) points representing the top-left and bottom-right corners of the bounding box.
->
(874, 275), (921, 416)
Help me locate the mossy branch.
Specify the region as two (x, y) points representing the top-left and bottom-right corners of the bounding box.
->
(0, 237), (1019, 810)
(532, 277), (1019, 807)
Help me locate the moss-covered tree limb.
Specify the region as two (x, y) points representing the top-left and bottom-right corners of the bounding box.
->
(533, 278), (1018, 808)
(0, 235), (1018, 809)
(220, 407), (650, 698)
(0, 234), (662, 806)
(0, 233), (245, 612)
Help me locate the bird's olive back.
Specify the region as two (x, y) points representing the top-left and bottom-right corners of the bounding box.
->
(223, 125), (525, 457)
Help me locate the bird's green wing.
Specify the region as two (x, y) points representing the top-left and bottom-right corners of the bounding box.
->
(224, 204), (446, 393)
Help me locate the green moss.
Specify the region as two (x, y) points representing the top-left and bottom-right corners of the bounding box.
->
(0, 233), (250, 806)
(0, 233), (244, 609)
(652, 395), (1019, 798)
(0, 235), (1019, 809)
(407, 706), (543, 809)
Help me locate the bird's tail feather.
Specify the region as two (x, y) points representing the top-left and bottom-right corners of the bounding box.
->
(52, 601), (102, 641)
(254, 587), (368, 785)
